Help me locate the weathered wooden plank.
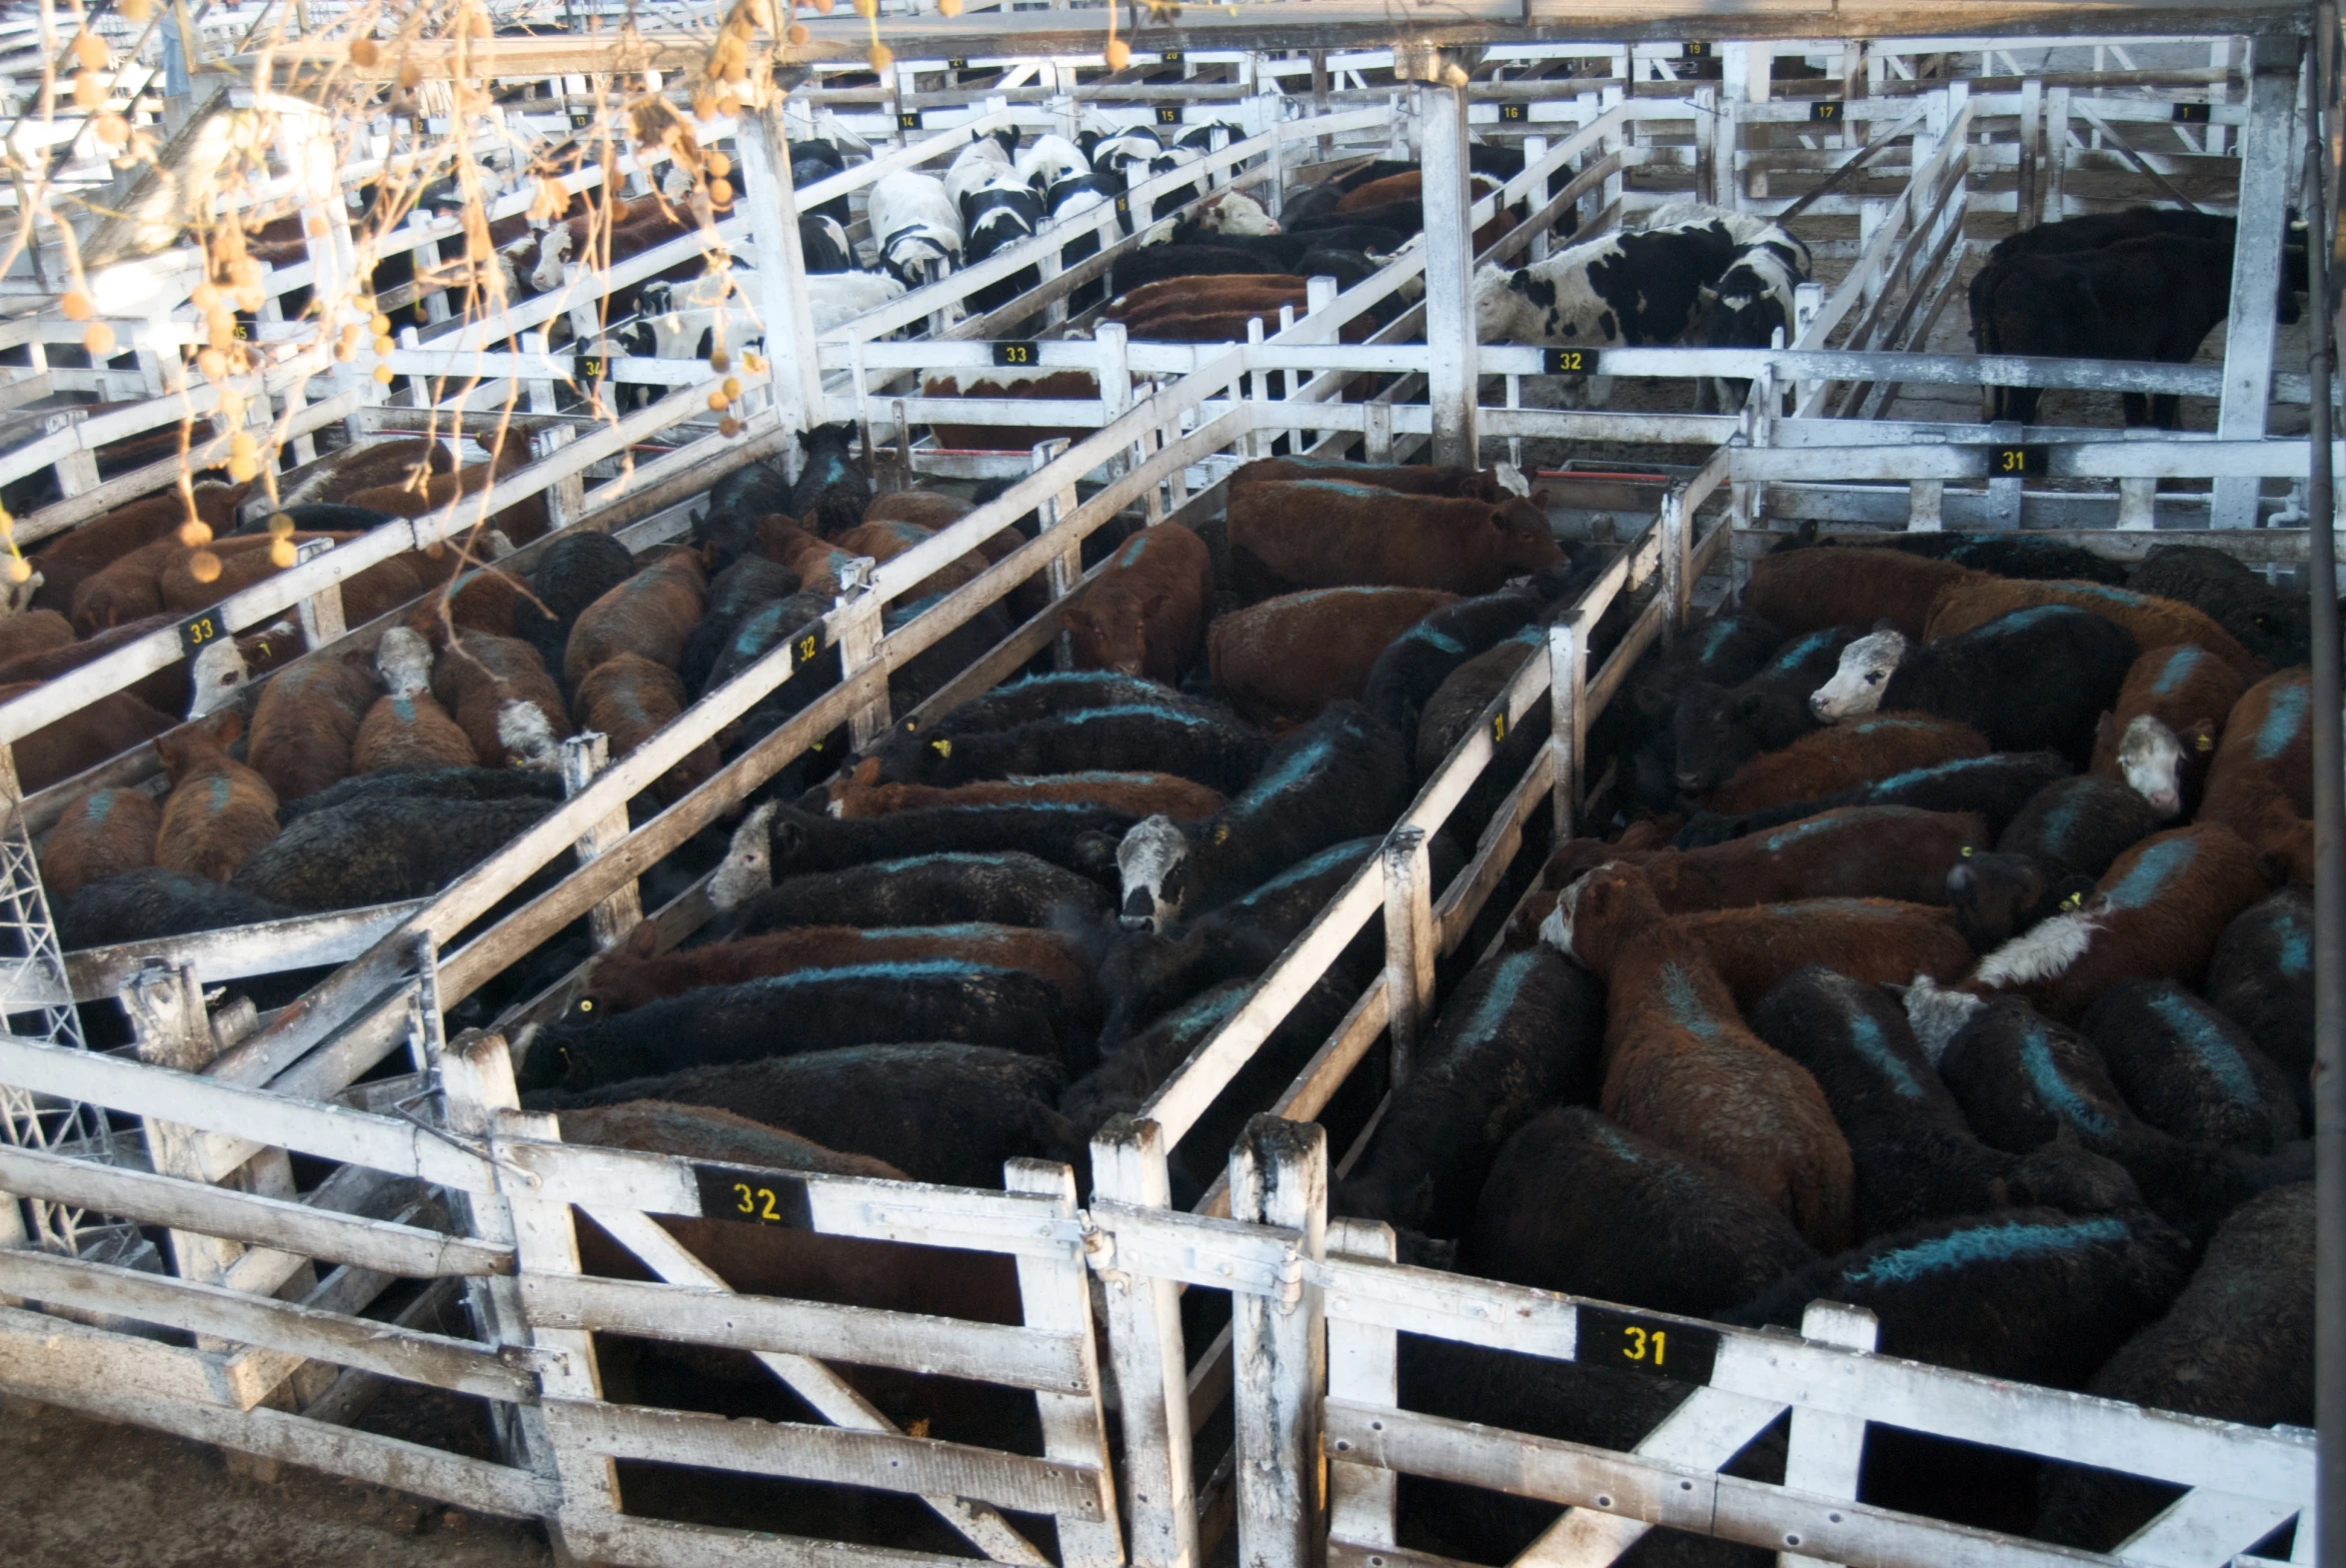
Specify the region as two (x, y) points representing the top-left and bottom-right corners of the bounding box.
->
(0, 1033), (496, 1190)
(62, 899), (428, 1002)
(0, 1142), (511, 1278)
(0, 1248), (540, 1400)
(540, 1398), (1109, 1520)
(0, 1301), (222, 1406)
(8, 1377), (554, 1518)
(519, 1272), (1086, 1392)
(557, 1512), (976, 1568)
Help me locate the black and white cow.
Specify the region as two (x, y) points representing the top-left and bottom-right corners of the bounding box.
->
(1016, 134), (1090, 197)
(1084, 122), (1163, 180)
(1683, 211), (1811, 411)
(1473, 203), (1773, 406)
(867, 169), (962, 290)
(798, 214), (853, 275)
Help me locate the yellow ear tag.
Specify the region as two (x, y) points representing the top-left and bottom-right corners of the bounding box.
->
(1212, 823), (1230, 844)
(2060, 892), (2084, 911)
(2195, 734), (2214, 753)
(932, 738), (953, 758)
(1960, 845), (1973, 858)
(578, 999), (593, 1012)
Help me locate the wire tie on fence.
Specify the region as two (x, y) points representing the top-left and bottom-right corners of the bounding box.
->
(390, 1091), (543, 1188)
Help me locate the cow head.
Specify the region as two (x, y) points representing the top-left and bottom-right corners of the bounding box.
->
(1669, 680), (1799, 795)
(1063, 582), (1155, 681)
(1535, 861), (1610, 960)
(1537, 860), (1662, 975)
(375, 626), (435, 699)
(187, 636), (253, 719)
(1899, 974), (1985, 1065)
(2111, 713), (2187, 817)
(1809, 630), (1908, 722)
(1473, 263), (1541, 340)
(531, 224), (574, 292)
(1944, 846), (2090, 954)
(709, 800), (779, 910)
(1117, 813), (1198, 932)
(496, 701), (563, 771)
(1489, 496), (1563, 573)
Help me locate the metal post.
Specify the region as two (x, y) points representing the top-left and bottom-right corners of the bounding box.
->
(2214, 36), (2305, 529)
(1406, 51), (1480, 470)
(2300, 47), (2345, 1567)
(734, 92), (823, 481)
(1228, 1115), (1327, 1568)
(1547, 614), (1586, 840)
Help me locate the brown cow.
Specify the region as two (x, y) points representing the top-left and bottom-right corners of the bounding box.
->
(432, 629), (573, 768)
(1702, 713), (1990, 813)
(1065, 523), (1212, 685)
(0, 611), (72, 668)
(352, 628), (478, 774)
(279, 436), (454, 507)
(573, 653), (718, 803)
(1674, 898), (1975, 1011)
(1924, 579), (2263, 680)
(31, 480), (249, 616)
(1507, 806), (1990, 944)
(1744, 546), (1989, 642)
(1227, 458), (1507, 501)
(824, 763), (1224, 822)
(39, 784), (161, 899)
(1228, 479), (1559, 595)
(920, 369), (1101, 452)
(2197, 669), (2316, 884)
(2088, 644), (2248, 818)
(1543, 858), (1855, 1251)
(2, 684), (177, 796)
(247, 654), (379, 800)
(1209, 586), (1458, 730)
(343, 444), (551, 549)
(152, 715), (280, 881)
(1109, 275), (1310, 321)
(563, 547), (708, 690)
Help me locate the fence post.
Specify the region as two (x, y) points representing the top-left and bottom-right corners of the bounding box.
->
(1033, 436), (1082, 671)
(536, 424), (584, 534)
(1091, 1116), (1198, 1568)
(1909, 479), (1945, 532)
(558, 732), (645, 948)
(2014, 76), (2042, 232)
(1006, 1159), (1125, 1568)
(1405, 53), (1479, 469)
(1547, 613), (1586, 840)
(2211, 34), (2303, 529)
(1363, 399), (1394, 463)
(1097, 322), (1136, 477)
(294, 537), (346, 649)
(1985, 419), (2024, 529)
(1324, 1217), (1396, 1552)
(1381, 825), (1435, 1086)
(433, 1020), (618, 1559)
(734, 92), (824, 480)
(1659, 485), (1689, 639)
(2043, 85), (2070, 223)
(1776, 1301), (1879, 1568)
(2117, 477), (2158, 531)
(1228, 1115), (1327, 1568)
(834, 561), (891, 750)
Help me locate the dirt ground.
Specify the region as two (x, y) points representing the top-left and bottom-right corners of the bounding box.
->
(0, 1395), (552, 1568)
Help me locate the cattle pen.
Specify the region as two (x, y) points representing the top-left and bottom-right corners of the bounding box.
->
(0, 1), (2339, 1566)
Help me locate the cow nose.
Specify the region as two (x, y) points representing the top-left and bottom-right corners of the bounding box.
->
(1948, 863), (1975, 896)
(1808, 694), (1829, 717)
(1674, 771), (1703, 790)
(1119, 913), (1155, 932)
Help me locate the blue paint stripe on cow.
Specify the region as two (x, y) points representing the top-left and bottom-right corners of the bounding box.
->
(1057, 705), (1218, 730)
(2038, 790), (2087, 857)
(1980, 605), (2087, 636)
(2255, 681), (2309, 761)
(1850, 717), (1930, 736)
(1848, 1008), (1926, 1100)
(2017, 1019), (2114, 1137)
(207, 777), (232, 813)
(84, 791), (113, 825)
(1868, 756), (2003, 794)
(1766, 630), (1838, 674)
(1233, 840), (1372, 904)
(1451, 950), (1543, 1049)
(2103, 835), (2197, 910)
(2277, 916), (2311, 976)
(746, 958), (1020, 988)
(1230, 733), (1339, 809)
(392, 697), (416, 722)
(1591, 1120), (1645, 1166)
(1699, 621), (1737, 663)
(1659, 964), (1722, 1043)
(1845, 1215), (2131, 1288)
(2151, 647), (2207, 697)
(1276, 479), (1441, 502)
(1402, 623), (1467, 654)
(2143, 988), (2260, 1108)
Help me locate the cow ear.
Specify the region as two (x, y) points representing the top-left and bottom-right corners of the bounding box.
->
(1507, 269), (1533, 296)
(621, 920), (661, 960)
(1072, 830), (1123, 878)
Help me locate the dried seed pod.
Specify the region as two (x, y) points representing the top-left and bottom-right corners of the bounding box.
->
(189, 551), (223, 585)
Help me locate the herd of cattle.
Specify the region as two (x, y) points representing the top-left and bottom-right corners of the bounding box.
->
(5, 381), (2330, 1551)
